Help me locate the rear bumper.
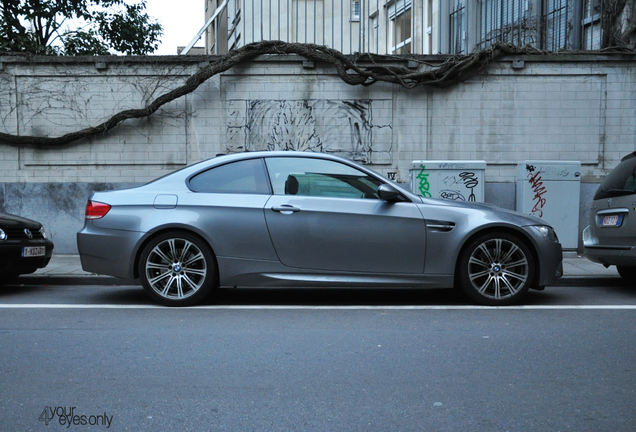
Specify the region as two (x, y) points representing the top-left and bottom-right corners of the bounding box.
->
(77, 223), (143, 279)
(584, 246), (636, 267)
(582, 225), (636, 267)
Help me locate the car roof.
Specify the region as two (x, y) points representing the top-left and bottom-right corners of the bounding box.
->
(620, 151), (636, 162)
(154, 151), (372, 184)
(139, 151), (420, 201)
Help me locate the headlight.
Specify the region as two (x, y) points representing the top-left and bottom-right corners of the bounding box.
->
(532, 225), (558, 242)
(0, 228), (6, 240)
(39, 227), (48, 239)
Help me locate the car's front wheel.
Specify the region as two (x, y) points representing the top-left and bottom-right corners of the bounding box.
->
(139, 232), (216, 306)
(457, 232), (535, 306)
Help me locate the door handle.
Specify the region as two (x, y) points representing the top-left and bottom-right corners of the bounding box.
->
(272, 205), (301, 213)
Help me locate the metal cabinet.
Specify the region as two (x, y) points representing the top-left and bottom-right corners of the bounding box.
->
(516, 161), (581, 250)
(410, 161), (486, 202)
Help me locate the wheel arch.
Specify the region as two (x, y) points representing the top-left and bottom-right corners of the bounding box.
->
(453, 225), (541, 288)
(133, 226), (220, 287)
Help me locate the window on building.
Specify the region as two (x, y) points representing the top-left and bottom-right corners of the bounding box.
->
(394, 9), (412, 53)
(543, 0), (568, 51)
(581, 0), (603, 50)
(426, 0), (433, 54)
(352, 1), (361, 21)
(389, 0), (412, 54)
(370, 15), (379, 53)
(479, 0), (530, 49)
(450, 0), (466, 54)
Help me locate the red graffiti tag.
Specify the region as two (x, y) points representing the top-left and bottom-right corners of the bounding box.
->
(528, 171), (547, 217)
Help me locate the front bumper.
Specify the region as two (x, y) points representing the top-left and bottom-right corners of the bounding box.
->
(536, 242), (563, 286)
(523, 226), (563, 286)
(0, 240), (54, 274)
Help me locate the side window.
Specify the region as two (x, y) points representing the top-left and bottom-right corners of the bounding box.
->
(189, 159), (271, 194)
(624, 166), (636, 192)
(264, 157), (382, 199)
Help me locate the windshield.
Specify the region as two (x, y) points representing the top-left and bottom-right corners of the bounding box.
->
(594, 152), (636, 200)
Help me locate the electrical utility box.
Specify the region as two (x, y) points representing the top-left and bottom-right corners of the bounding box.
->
(516, 161), (581, 250)
(409, 161), (487, 202)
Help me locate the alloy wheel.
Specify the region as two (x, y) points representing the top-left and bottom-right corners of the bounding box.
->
(144, 237), (208, 301)
(466, 237), (530, 301)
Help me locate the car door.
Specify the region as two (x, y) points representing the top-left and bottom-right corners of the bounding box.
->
(263, 156), (427, 274)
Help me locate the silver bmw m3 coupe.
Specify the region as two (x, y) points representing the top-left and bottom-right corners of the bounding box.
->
(77, 151), (563, 306)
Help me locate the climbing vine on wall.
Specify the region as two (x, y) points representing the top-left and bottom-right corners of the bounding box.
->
(0, 39), (632, 148)
(602, 0), (636, 49)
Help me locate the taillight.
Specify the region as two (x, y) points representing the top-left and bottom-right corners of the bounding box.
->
(85, 201), (111, 220)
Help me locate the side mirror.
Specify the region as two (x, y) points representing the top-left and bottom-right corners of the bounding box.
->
(378, 184), (401, 202)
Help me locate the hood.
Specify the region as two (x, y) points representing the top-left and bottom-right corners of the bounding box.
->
(419, 197), (548, 226)
(0, 211), (42, 230)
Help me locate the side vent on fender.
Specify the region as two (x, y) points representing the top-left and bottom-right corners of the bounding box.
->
(426, 220), (455, 232)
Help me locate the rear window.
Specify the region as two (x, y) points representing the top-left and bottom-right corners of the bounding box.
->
(189, 159), (271, 194)
(594, 152), (636, 200)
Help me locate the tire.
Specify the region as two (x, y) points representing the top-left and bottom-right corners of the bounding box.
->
(138, 231), (216, 306)
(616, 266), (636, 281)
(0, 273), (20, 285)
(457, 232), (535, 306)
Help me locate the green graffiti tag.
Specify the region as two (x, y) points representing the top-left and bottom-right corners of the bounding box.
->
(416, 166), (432, 197)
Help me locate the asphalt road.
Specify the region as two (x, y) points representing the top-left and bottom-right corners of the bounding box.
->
(1, 283), (635, 432)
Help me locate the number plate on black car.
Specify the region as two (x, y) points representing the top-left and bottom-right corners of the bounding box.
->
(22, 246), (45, 257)
(601, 215), (623, 227)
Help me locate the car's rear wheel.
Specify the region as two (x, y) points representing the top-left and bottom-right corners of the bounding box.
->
(616, 266), (636, 281)
(457, 232), (535, 306)
(139, 232), (216, 306)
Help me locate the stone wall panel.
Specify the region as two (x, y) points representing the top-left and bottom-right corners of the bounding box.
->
(0, 54), (634, 252)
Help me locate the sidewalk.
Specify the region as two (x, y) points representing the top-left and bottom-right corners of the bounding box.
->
(22, 253), (621, 286)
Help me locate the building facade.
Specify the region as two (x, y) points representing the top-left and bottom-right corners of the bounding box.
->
(442, 0), (609, 54)
(202, 0), (633, 55)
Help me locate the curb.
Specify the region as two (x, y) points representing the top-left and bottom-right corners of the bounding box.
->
(18, 276), (138, 286)
(554, 276), (625, 287)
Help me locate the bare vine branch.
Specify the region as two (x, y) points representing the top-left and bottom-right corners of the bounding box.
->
(0, 40), (622, 148)
(601, 0), (636, 49)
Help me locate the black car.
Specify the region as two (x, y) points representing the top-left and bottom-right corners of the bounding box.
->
(0, 211), (54, 281)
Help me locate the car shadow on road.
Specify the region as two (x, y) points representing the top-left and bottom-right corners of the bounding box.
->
(85, 283), (636, 307)
(91, 286), (472, 307)
(3, 281), (632, 307)
(205, 287), (471, 306)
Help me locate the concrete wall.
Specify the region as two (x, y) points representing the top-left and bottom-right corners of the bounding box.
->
(1, 53), (635, 253)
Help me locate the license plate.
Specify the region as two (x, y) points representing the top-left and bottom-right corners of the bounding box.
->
(601, 215), (623, 227)
(22, 246), (46, 257)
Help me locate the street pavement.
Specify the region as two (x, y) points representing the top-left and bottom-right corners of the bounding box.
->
(4, 255), (634, 432)
(23, 253), (622, 286)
